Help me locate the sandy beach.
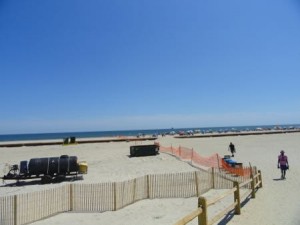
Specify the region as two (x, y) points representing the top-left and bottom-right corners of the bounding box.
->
(1, 133), (300, 225)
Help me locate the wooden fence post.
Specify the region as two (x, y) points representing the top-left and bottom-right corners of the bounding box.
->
(254, 167), (257, 184)
(195, 171), (199, 197)
(198, 197), (208, 225)
(233, 181), (241, 215)
(258, 170), (263, 188)
(249, 164), (256, 198)
(14, 195), (17, 225)
(133, 178), (137, 203)
(69, 184), (73, 211)
(216, 154), (221, 172)
(250, 174), (256, 198)
(146, 175), (150, 199)
(114, 182), (117, 211)
(212, 167), (215, 189)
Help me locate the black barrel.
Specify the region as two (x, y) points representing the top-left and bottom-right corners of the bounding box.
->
(28, 158), (49, 175)
(20, 161), (28, 174)
(58, 155), (78, 174)
(69, 156), (78, 172)
(48, 157), (59, 175)
(59, 155), (69, 174)
(27, 155), (79, 176)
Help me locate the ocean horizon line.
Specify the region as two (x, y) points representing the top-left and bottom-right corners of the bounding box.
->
(0, 123), (299, 142)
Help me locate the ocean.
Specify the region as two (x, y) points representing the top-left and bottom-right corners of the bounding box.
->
(0, 124), (299, 142)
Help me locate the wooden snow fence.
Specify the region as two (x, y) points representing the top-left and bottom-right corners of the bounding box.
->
(174, 169), (263, 225)
(0, 168), (256, 225)
(0, 195), (14, 225)
(0, 185), (70, 225)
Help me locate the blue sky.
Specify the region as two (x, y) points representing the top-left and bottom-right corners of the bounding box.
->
(1, 0), (300, 134)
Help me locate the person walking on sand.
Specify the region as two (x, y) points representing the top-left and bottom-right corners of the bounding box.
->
(228, 142), (236, 157)
(278, 150), (289, 179)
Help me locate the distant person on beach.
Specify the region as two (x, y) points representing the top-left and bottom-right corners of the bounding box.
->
(228, 142), (236, 157)
(278, 150), (289, 179)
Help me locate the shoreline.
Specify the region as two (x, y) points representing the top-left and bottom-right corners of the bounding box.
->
(0, 136), (158, 148)
(1, 128), (299, 148)
(175, 128), (300, 138)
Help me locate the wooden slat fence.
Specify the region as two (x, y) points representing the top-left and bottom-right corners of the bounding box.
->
(0, 167), (256, 225)
(0, 195), (14, 225)
(149, 172), (196, 199)
(72, 182), (115, 212)
(213, 166), (255, 190)
(116, 179), (136, 210)
(16, 185), (69, 225)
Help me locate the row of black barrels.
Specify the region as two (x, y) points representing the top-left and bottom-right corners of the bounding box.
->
(20, 155), (79, 176)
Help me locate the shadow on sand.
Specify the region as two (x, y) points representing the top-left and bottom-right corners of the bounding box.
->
(216, 195), (252, 225)
(1, 176), (82, 187)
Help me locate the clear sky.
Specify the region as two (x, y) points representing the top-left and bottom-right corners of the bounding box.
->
(1, 0), (300, 134)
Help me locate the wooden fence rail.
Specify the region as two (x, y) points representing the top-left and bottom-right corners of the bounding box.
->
(174, 170), (262, 225)
(174, 207), (203, 225)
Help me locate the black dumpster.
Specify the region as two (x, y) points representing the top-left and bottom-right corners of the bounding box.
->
(63, 138), (69, 145)
(70, 137), (76, 144)
(130, 144), (159, 157)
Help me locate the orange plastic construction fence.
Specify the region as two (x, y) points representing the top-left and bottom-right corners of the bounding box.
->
(156, 142), (251, 177)
(221, 159), (252, 177)
(157, 143), (222, 169)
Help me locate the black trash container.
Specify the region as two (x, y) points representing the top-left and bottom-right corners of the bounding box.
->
(70, 137), (76, 144)
(130, 144), (159, 157)
(63, 138), (69, 145)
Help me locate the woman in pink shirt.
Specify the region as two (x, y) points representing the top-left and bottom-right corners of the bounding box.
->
(278, 150), (289, 179)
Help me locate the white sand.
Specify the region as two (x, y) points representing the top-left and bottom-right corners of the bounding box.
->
(1, 133), (300, 225)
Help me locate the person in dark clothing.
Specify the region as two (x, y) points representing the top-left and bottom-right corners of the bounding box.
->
(228, 142), (236, 157)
